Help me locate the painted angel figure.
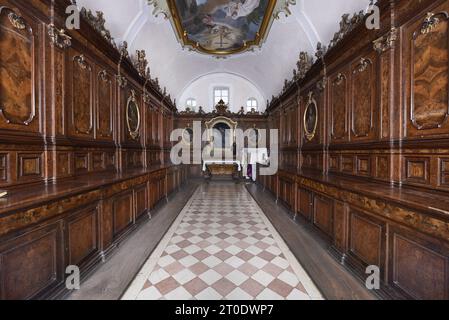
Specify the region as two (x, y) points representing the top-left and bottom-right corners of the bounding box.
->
(225, 0), (261, 20)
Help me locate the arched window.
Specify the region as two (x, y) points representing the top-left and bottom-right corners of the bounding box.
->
(247, 98), (258, 112)
(186, 98), (197, 111)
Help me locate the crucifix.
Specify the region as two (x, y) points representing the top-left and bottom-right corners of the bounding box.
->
(213, 26), (231, 48)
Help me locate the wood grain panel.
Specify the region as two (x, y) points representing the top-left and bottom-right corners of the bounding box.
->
(112, 191), (134, 237)
(405, 7), (449, 138)
(18, 153), (42, 181)
(333, 201), (348, 253)
(349, 210), (385, 268)
(70, 53), (93, 137)
(330, 72), (349, 143)
(96, 69), (114, 140)
(0, 153), (7, 181)
(313, 195), (333, 237)
(341, 156), (355, 174)
(391, 231), (448, 300)
(74, 153), (89, 173)
(375, 155), (390, 180)
(0, 222), (63, 300)
(66, 206), (99, 266)
(439, 158), (449, 186)
(351, 55), (376, 140)
(357, 156), (371, 177)
(134, 184), (148, 219)
(404, 157), (430, 185)
(0, 6), (40, 132)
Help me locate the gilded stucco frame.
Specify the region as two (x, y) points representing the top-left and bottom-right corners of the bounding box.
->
(304, 91), (318, 141)
(126, 90), (141, 140)
(166, 0), (278, 56)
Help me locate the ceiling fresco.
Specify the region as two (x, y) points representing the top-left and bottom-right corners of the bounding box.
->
(167, 0), (278, 56)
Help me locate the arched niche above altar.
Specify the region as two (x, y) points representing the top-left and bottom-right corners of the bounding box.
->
(205, 116), (238, 150)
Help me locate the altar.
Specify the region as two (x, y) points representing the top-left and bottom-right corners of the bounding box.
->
(203, 160), (241, 180)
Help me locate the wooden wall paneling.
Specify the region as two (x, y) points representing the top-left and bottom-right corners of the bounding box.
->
(297, 187), (312, 220)
(347, 208), (386, 277)
(65, 204), (100, 271)
(332, 200), (349, 258)
(313, 193), (334, 238)
(388, 224), (449, 300)
(95, 66), (115, 142)
(0, 4), (42, 136)
(329, 68), (350, 144)
(67, 49), (94, 140)
(350, 50), (378, 142)
(112, 190), (134, 239)
(134, 183), (149, 220)
(403, 2), (449, 139)
(0, 221), (64, 300)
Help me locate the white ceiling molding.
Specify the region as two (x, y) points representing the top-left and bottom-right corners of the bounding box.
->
(291, 0), (321, 51)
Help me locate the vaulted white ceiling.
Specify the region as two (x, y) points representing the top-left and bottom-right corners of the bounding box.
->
(75, 0), (370, 104)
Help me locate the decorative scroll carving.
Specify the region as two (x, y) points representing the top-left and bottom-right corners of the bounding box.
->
(297, 51), (313, 79)
(354, 58), (371, 74)
(48, 24), (71, 49)
(147, 0), (171, 19)
(315, 42), (327, 60)
(116, 41), (129, 89)
(329, 11), (365, 49)
(74, 55), (91, 71)
(334, 73), (345, 86)
(212, 100), (231, 116)
(373, 27), (398, 53)
(421, 12), (442, 34)
(273, 0), (297, 19)
(80, 8), (116, 48)
(317, 77), (327, 92)
(98, 70), (108, 82)
(134, 50), (148, 78)
(7, 12), (25, 30)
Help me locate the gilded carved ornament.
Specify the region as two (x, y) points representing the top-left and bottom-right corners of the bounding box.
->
(48, 24), (72, 49)
(7, 11), (26, 30)
(373, 27), (398, 53)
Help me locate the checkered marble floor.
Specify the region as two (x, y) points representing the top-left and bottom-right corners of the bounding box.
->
(123, 183), (322, 300)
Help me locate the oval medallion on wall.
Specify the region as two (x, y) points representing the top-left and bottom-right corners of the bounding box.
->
(304, 92), (318, 141)
(126, 90), (141, 140)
